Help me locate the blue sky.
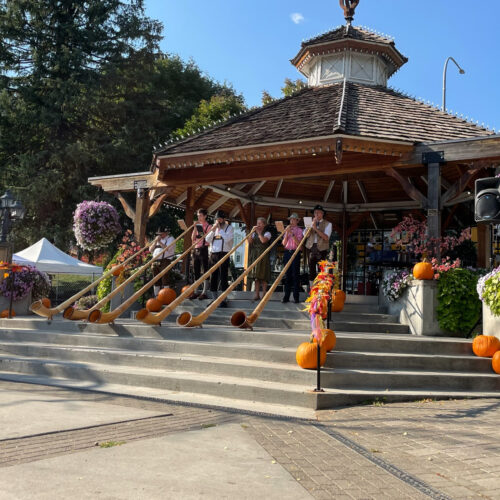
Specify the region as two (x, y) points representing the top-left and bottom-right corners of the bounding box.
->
(145, 0), (500, 131)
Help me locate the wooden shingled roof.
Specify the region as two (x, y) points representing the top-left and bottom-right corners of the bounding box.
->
(155, 82), (492, 158)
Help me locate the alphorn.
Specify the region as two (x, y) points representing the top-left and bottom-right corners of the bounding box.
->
(136, 228), (257, 326)
(87, 241), (198, 324)
(177, 222), (285, 328)
(62, 220), (192, 321)
(29, 220), (190, 321)
(230, 227), (313, 330)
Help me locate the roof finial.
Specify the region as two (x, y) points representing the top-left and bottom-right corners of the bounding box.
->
(339, 0), (359, 26)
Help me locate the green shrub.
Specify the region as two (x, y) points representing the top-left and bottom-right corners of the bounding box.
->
(437, 268), (481, 335)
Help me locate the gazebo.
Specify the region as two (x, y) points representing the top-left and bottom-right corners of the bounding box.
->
(89, 2), (500, 288)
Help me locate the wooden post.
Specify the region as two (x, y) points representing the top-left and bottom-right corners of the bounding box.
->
(427, 162), (441, 259)
(341, 209), (348, 292)
(477, 223), (492, 269)
(134, 188), (150, 247)
(183, 187), (195, 277)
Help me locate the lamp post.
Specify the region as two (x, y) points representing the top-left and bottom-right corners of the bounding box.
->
(0, 190), (26, 262)
(442, 56), (465, 112)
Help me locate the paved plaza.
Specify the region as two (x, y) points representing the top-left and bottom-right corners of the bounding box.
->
(0, 380), (498, 499)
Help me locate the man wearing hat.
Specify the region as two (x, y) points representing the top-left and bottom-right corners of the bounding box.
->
(205, 211), (234, 307)
(282, 213), (304, 303)
(305, 205), (332, 289)
(149, 227), (175, 296)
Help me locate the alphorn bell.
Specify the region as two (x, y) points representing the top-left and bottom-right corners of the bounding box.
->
(177, 222), (285, 328)
(29, 222), (190, 321)
(62, 220), (192, 321)
(88, 240), (198, 324)
(230, 227), (312, 330)
(136, 228), (257, 326)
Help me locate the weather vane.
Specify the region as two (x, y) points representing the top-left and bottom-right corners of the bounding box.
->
(339, 0), (360, 24)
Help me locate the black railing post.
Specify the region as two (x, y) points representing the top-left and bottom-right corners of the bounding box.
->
(8, 268), (14, 318)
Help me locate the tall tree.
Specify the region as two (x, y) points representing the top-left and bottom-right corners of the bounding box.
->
(0, 1), (239, 250)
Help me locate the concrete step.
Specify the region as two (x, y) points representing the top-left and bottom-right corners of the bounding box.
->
(0, 323), (470, 355)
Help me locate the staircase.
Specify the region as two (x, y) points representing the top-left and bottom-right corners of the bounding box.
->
(0, 294), (497, 416)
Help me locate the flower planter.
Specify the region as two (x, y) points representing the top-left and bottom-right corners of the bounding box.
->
(380, 278), (447, 336)
(482, 304), (500, 341)
(0, 292), (33, 316)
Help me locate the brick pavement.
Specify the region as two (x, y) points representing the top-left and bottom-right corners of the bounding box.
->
(0, 381), (499, 499)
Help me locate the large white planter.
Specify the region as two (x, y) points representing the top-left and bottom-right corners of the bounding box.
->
(482, 303), (500, 340)
(380, 279), (447, 336)
(0, 293), (33, 316)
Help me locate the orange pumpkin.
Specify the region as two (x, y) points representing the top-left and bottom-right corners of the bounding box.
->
(157, 287), (176, 305)
(146, 298), (162, 312)
(111, 264), (123, 277)
(181, 285), (194, 298)
(413, 261), (434, 280)
(331, 290), (345, 312)
(296, 341), (327, 369)
(313, 329), (337, 352)
(0, 309), (15, 318)
(492, 351), (500, 374)
(41, 297), (51, 308)
(472, 335), (500, 357)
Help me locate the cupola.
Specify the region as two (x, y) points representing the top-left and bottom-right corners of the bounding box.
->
(291, 1), (407, 88)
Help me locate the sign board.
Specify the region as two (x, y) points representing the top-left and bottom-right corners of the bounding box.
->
(177, 219), (187, 231)
(275, 221), (284, 233)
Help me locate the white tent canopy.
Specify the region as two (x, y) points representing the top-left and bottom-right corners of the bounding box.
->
(13, 238), (102, 275)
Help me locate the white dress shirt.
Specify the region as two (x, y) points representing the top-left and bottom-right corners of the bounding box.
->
(206, 223), (234, 253)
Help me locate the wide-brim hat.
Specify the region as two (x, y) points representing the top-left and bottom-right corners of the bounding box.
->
(214, 210), (226, 220)
(313, 204), (326, 214)
(288, 213), (300, 220)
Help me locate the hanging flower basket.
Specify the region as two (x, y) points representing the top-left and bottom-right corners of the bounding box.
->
(73, 201), (121, 251)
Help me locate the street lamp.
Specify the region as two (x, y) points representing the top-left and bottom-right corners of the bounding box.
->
(442, 56), (465, 112)
(0, 190), (25, 263)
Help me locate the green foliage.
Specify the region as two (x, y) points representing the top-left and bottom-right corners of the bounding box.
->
(0, 1), (241, 252)
(173, 93), (246, 138)
(96, 276), (112, 313)
(482, 272), (500, 316)
(261, 78), (306, 104)
(436, 268), (481, 335)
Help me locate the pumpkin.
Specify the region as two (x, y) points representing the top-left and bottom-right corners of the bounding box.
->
(472, 335), (500, 357)
(41, 297), (51, 308)
(413, 261), (434, 280)
(492, 351), (500, 374)
(331, 290), (345, 312)
(0, 309), (15, 318)
(296, 341), (327, 369)
(181, 285), (194, 298)
(313, 329), (336, 352)
(157, 287), (176, 305)
(146, 298), (162, 312)
(111, 264), (123, 277)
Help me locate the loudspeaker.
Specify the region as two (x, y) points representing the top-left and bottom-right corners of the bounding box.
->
(475, 177), (500, 222)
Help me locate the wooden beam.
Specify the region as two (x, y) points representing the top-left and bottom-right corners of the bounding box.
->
(134, 190), (150, 246)
(441, 166), (483, 204)
(193, 188), (212, 207)
(148, 192), (169, 218)
(89, 172), (155, 192)
(443, 205), (459, 231)
(386, 168), (427, 206)
(323, 180), (335, 203)
(274, 179), (283, 198)
(356, 181), (378, 229)
(156, 154), (400, 187)
(111, 191), (135, 221)
(235, 199), (251, 228)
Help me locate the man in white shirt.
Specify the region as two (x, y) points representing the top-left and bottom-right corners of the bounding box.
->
(304, 204), (332, 288)
(149, 228), (175, 296)
(205, 210), (234, 308)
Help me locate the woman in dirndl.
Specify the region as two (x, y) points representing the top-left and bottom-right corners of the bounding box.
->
(248, 217), (272, 301)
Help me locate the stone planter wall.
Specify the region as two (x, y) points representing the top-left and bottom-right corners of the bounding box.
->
(380, 278), (447, 336)
(0, 293), (33, 316)
(482, 303), (500, 340)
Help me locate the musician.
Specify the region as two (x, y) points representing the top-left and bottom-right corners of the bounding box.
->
(149, 227), (175, 296)
(248, 217), (272, 302)
(304, 205), (332, 288)
(190, 208), (212, 300)
(282, 213), (304, 303)
(205, 210), (234, 308)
